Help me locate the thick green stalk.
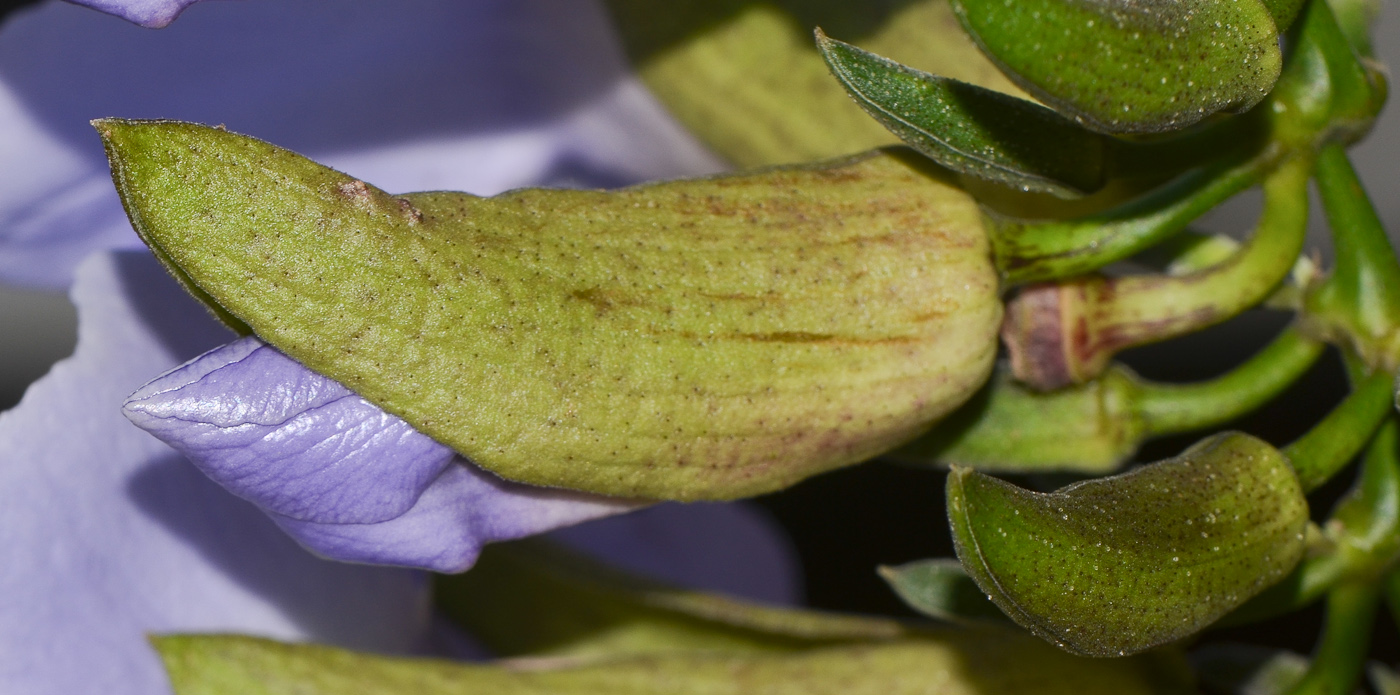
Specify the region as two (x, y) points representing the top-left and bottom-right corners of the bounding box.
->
(894, 326), (1323, 473)
(1286, 370), (1394, 492)
(1308, 145), (1400, 368)
(1136, 327), (1325, 436)
(1002, 156), (1311, 389)
(991, 146), (1280, 286)
(1284, 581), (1381, 695)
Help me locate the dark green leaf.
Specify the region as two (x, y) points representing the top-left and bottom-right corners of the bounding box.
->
(948, 432), (1309, 656)
(817, 32), (1106, 197)
(949, 0), (1282, 133)
(878, 558), (1008, 623)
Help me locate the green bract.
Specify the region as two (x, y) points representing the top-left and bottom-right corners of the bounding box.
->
(948, 432), (1309, 656)
(949, 0), (1282, 133)
(96, 119), (1003, 501)
(602, 0), (1030, 166)
(154, 630), (1192, 695)
(816, 32), (1107, 198)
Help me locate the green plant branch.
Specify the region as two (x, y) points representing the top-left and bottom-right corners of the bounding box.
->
(1283, 580), (1381, 695)
(1002, 155), (1312, 388)
(1306, 145), (1400, 369)
(1286, 369), (1393, 492)
(990, 145), (1283, 286)
(1136, 326), (1326, 436)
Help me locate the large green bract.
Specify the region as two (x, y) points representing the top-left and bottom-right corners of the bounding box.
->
(97, 119), (1002, 501)
(948, 432), (1309, 656)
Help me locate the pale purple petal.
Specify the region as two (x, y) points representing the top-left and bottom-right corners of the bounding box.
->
(0, 0), (724, 288)
(121, 334), (643, 570)
(62, 0), (204, 28)
(123, 337), (455, 524)
(273, 464), (638, 573)
(0, 251), (432, 695)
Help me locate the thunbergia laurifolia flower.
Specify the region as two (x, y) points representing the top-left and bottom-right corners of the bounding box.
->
(0, 3), (797, 694)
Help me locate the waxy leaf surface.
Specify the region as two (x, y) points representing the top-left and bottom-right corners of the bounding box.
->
(98, 120), (1002, 501)
(950, 0), (1282, 133)
(603, 0), (1031, 166)
(818, 33), (1106, 197)
(948, 432), (1308, 656)
(155, 630), (1192, 695)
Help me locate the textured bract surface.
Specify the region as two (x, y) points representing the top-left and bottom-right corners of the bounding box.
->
(949, 432), (1308, 656)
(98, 120), (1001, 501)
(155, 631), (1192, 695)
(950, 0), (1282, 132)
(604, 0), (1031, 166)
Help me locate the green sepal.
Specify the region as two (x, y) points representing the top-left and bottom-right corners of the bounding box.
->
(96, 119), (1002, 501)
(154, 629), (1195, 695)
(816, 32), (1105, 198)
(437, 539), (904, 659)
(948, 432), (1309, 657)
(890, 364), (1140, 474)
(877, 558), (1008, 623)
(949, 0), (1282, 133)
(603, 0), (1031, 167)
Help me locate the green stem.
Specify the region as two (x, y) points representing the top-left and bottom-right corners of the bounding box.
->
(1002, 156), (1312, 388)
(1285, 369), (1394, 492)
(1310, 144), (1400, 347)
(1090, 156), (1311, 342)
(991, 146), (1282, 286)
(1284, 580), (1381, 695)
(1136, 326), (1325, 436)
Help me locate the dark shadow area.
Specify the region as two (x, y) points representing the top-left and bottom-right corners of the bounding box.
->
(0, 284), (75, 410)
(0, 0), (42, 26)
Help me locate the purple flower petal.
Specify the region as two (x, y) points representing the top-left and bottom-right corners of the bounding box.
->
(62, 0), (203, 28)
(273, 464), (637, 573)
(123, 334), (644, 572)
(0, 251), (432, 695)
(123, 337), (456, 524)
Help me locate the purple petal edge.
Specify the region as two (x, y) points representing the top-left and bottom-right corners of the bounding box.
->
(124, 335), (644, 572)
(274, 463), (639, 573)
(62, 0), (203, 28)
(124, 337), (455, 525)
